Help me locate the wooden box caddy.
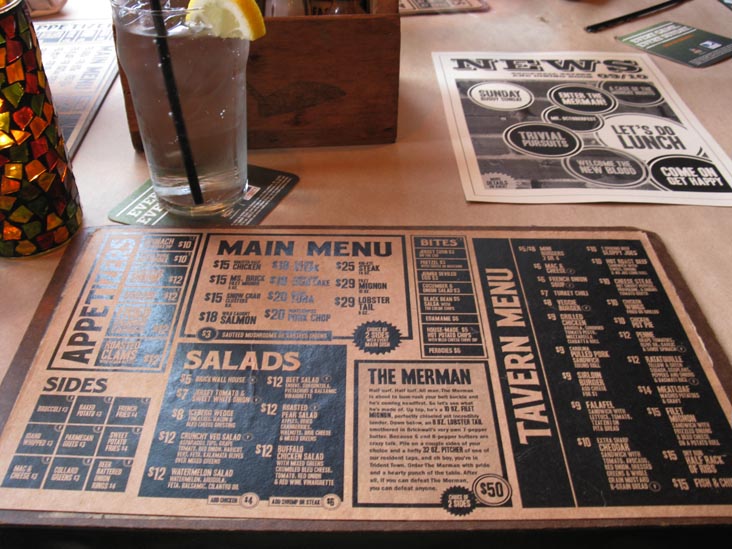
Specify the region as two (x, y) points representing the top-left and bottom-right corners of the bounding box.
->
(118, 0), (401, 150)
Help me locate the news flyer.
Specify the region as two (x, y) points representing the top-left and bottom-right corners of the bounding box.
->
(0, 226), (731, 526)
(433, 52), (732, 205)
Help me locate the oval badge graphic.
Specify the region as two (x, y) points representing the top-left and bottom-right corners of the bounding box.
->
(650, 156), (732, 193)
(504, 122), (582, 158)
(472, 474), (512, 507)
(548, 84), (617, 114)
(601, 81), (663, 106)
(564, 148), (647, 188)
(543, 106), (604, 133)
(468, 82), (534, 111)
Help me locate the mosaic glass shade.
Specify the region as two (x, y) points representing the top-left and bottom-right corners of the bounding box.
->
(0, 0), (81, 257)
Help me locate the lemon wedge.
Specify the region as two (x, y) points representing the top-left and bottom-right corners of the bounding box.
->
(186, 0), (266, 40)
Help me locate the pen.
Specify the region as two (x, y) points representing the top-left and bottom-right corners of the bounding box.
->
(585, 0), (689, 33)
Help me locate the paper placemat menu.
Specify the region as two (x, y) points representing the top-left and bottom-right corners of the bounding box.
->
(0, 226), (730, 527)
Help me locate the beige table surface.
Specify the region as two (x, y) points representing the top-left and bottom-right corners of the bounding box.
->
(1, 0), (731, 389)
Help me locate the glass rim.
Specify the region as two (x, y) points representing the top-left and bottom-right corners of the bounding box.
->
(0, 0), (23, 15)
(109, 1), (202, 14)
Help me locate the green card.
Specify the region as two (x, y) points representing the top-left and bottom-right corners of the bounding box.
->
(108, 165), (298, 227)
(618, 21), (732, 68)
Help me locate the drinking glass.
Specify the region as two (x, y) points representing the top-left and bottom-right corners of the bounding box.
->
(111, 0), (249, 216)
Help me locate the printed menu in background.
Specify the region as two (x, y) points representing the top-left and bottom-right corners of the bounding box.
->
(399, 0), (488, 15)
(35, 20), (118, 157)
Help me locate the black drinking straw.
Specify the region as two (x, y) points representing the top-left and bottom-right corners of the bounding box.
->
(149, 0), (203, 205)
(585, 0), (688, 33)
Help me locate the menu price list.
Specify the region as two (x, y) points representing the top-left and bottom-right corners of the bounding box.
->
(139, 343), (346, 505)
(182, 234), (411, 344)
(475, 238), (732, 507)
(414, 236), (485, 358)
(2, 394), (148, 492)
(51, 233), (199, 372)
